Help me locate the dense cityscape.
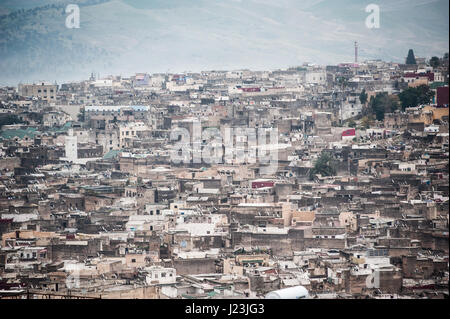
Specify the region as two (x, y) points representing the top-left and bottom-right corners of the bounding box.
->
(0, 49), (448, 299)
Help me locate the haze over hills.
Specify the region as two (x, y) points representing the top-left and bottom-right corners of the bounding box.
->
(0, 0), (448, 85)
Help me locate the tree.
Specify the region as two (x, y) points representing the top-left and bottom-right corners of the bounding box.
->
(429, 56), (440, 68)
(398, 87), (418, 110)
(347, 119), (356, 128)
(359, 89), (368, 105)
(406, 49), (417, 65)
(309, 152), (336, 180)
(398, 85), (434, 110)
(371, 95), (384, 121)
(369, 92), (399, 121)
(415, 85), (435, 105)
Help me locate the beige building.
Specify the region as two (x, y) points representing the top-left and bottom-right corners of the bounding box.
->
(19, 82), (57, 102)
(119, 122), (149, 148)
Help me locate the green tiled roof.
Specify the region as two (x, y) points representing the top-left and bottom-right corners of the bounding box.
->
(430, 82), (447, 89)
(103, 149), (122, 159)
(0, 127), (39, 140)
(47, 121), (72, 133)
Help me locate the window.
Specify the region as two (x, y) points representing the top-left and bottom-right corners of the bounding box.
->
(131, 258), (136, 263)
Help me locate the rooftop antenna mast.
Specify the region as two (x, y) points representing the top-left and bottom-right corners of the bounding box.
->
(355, 41), (358, 63)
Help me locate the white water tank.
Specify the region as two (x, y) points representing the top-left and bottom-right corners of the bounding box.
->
(265, 286), (309, 299)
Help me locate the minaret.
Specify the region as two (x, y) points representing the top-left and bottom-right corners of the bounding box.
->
(354, 41), (358, 63)
(65, 128), (78, 162)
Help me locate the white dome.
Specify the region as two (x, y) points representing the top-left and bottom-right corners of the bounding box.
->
(265, 286), (309, 299)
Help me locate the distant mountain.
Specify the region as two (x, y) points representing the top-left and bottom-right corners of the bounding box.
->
(0, 0), (448, 85)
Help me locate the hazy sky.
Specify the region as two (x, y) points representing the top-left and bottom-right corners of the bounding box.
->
(0, 0), (448, 84)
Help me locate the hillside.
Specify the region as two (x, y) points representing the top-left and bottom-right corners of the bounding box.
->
(0, 0), (448, 85)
